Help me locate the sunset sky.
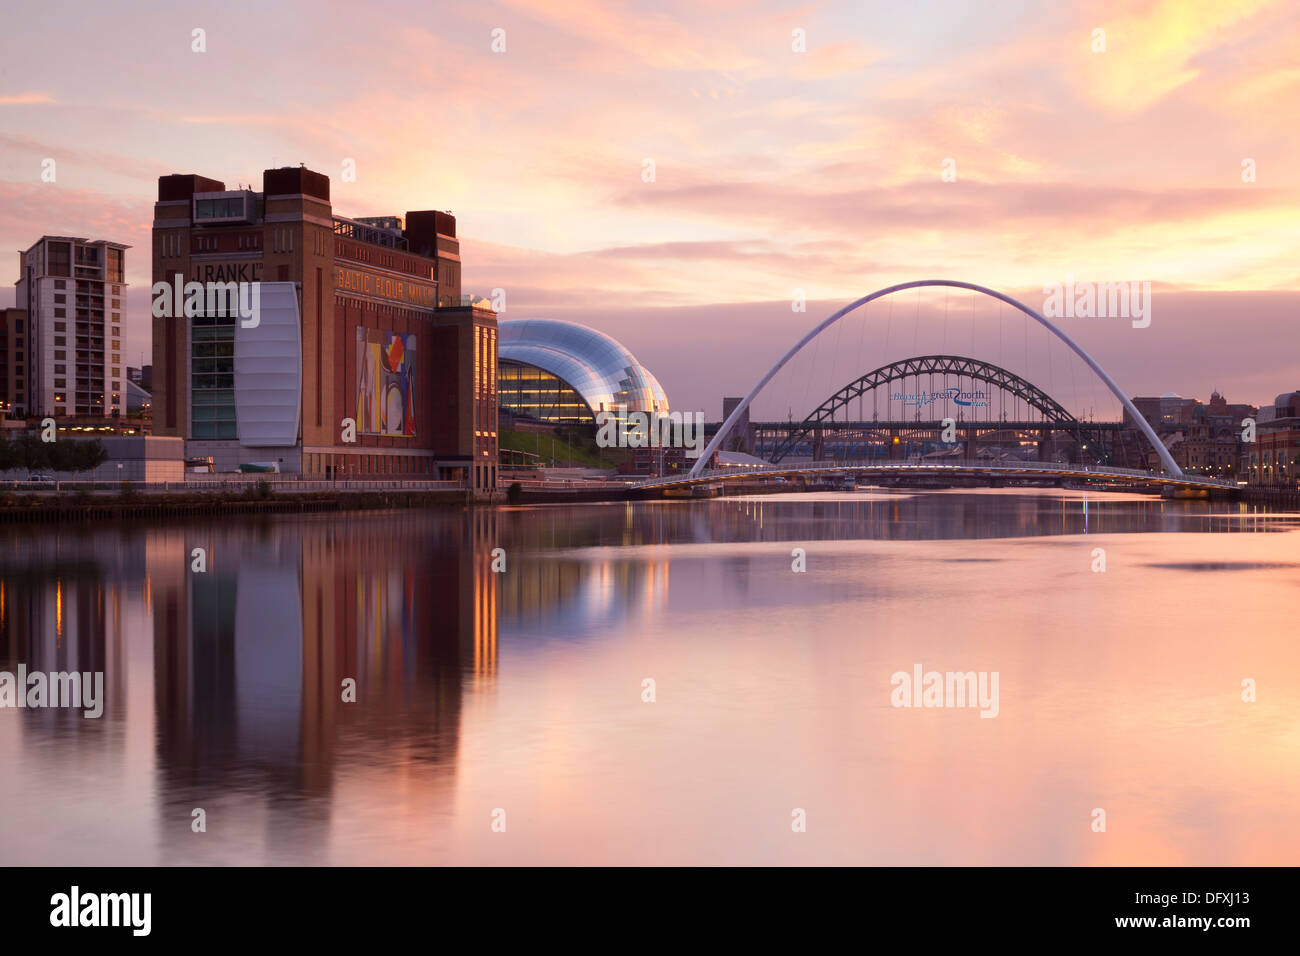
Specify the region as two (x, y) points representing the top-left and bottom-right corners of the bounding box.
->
(1, 0), (1297, 415)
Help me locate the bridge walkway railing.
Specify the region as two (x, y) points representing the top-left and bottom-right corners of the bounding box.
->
(636, 459), (1236, 490)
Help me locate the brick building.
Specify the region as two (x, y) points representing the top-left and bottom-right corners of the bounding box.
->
(151, 166), (498, 490)
(1248, 390), (1300, 486)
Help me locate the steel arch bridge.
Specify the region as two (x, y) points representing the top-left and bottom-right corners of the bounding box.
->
(764, 353), (1113, 464)
(688, 279), (1183, 481)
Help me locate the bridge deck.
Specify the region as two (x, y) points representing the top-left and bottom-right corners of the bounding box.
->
(749, 420), (1128, 430)
(636, 459), (1235, 491)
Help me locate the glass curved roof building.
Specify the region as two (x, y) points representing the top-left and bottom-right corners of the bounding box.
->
(497, 319), (669, 424)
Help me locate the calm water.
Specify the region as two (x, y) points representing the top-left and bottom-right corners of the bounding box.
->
(1, 489), (1297, 865)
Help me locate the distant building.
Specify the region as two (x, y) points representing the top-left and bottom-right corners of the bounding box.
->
(9, 236), (130, 419)
(124, 364), (153, 394)
(1130, 390), (1257, 478)
(0, 306), (24, 416)
(1205, 390), (1256, 425)
(1248, 390), (1300, 486)
(126, 378), (151, 417)
(721, 396), (754, 454)
(1129, 392), (1200, 429)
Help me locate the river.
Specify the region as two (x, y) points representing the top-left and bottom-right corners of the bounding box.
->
(1, 488), (1296, 864)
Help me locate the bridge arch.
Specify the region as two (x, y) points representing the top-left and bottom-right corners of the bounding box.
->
(766, 354), (1107, 464)
(690, 280), (1180, 478)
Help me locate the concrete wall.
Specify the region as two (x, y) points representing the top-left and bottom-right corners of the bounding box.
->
(183, 438), (301, 474)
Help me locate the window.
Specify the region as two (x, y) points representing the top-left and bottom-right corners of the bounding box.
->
(111, 326), (119, 335)
(55, 350), (66, 360)
(54, 293), (66, 303)
(112, 299), (120, 309)
(54, 280), (66, 290)
(54, 336), (66, 345)
(112, 340), (120, 349)
(54, 307), (65, 318)
(194, 196), (246, 220)
(54, 378), (66, 388)
(112, 285), (120, 295)
(54, 321), (66, 331)
(54, 364), (65, 373)
(190, 310), (237, 439)
(14, 320), (21, 331)
(112, 353), (120, 363)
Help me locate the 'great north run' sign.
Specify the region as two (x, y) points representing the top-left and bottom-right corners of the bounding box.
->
(892, 387), (989, 408)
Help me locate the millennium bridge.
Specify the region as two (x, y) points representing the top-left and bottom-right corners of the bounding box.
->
(635, 280), (1236, 495)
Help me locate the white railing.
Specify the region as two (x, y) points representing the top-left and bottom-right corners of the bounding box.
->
(636, 459), (1237, 489)
(507, 478), (636, 491)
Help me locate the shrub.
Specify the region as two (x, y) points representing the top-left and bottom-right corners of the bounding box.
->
(246, 478), (272, 500)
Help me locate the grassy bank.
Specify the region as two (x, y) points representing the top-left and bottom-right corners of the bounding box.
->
(499, 427), (629, 470)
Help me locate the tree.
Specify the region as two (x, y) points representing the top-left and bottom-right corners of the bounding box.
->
(70, 439), (109, 473)
(6, 436), (108, 475)
(11, 435), (50, 473)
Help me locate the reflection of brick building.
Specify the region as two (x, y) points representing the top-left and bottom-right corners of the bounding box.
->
(149, 512), (497, 860)
(152, 166), (498, 490)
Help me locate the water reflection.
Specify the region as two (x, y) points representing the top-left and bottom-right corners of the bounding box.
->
(0, 490), (1296, 864)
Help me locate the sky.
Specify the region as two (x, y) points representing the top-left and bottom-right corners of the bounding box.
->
(0, 0), (1297, 416)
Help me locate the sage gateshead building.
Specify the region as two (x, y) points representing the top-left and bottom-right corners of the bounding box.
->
(496, 318), (668, 424)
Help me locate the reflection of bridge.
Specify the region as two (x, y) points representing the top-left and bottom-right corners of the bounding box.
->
(636, 459), (1236, 492)
(753, 353), (1131, 466)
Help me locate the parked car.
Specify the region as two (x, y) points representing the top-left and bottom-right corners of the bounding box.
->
(27, 474), (56, 484)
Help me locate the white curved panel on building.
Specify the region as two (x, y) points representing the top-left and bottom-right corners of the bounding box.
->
(234, 281), (302, 447)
